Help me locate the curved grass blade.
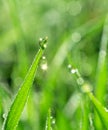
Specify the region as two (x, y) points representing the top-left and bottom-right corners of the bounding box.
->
(71, 67), (108, 129)
(88, 92), (108, 129)
(82, 84), (108, 129)
(95, 14), (108, 105)
(2, 37), (48, 130)
(94, 14), (108, 130)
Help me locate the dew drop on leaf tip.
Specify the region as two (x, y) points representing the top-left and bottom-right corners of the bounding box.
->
(39, 36), (48, 49)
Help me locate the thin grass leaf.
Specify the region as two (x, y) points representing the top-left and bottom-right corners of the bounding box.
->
(80, 95), (90, 130)
(40, 16), (105, 116)
(82, 84), (108, 129)
(45, 108), (52, 130)
(95, 14), (108, 104)
(94, 14), (108, 130)
(2, 37), (48, 130)
(71, 67), (108, 129)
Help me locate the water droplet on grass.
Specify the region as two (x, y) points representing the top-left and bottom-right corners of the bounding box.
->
(77, 77), (84, 85)
(39, 36), (48, 49)
(68, 64), (72, 69)
(71, 69), (78, 74)
(41, 63), (48, 71)
(81, 83), (93, 93)
(52, 119), (55, 125)
(39, 38), (43, 42)
(104, 107), (108, 112)
(42, 56), (46, 60)
(40, 56), (48, 71)
(3, 113), (7, 119)
(72, 32), (81, 43)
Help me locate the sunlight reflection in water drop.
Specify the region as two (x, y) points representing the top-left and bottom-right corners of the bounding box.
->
(71, 69), (77, 74)
(41, 56), (48, 71)
(41, 63), (48, 71)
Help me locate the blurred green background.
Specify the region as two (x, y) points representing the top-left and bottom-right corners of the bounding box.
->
(0, 0), (108, 130)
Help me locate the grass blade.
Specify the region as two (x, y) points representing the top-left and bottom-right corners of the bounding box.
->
(94, 14), (108, 129)
(80, 95), (90, 130)
(88, 92), (108, 129)
(82, 84), (108, 129)
(45, 108), (52, 130)
(2, 37), (48, 130)
(71, 67), (108, 129)
(95, 14), (108, 104)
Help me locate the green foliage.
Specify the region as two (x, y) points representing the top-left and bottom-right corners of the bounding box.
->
(0, 0), (108, 130)
(45, 109), (52, 130)
(88, 92), (108, 129)
(2, 37), (48, 130)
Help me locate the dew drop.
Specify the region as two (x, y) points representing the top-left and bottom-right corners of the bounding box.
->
(77, 77), (84, 85)
(71, 69), (77, 74)
(72, 32), (81, 43)
(68, 64), (72, 69)
(39, 38), (43, 42)
(3, 113), (7, 119)
(43, 44), (47, 49)
(41, 56), (48, 71)
(81, 83), (92, 93)
(42, 56), (46, 60)
(50, 116), (53, 119)
(41, 63), (48, 71)
(39, 36), (48, 49)
(52, 119), (56, 125)
(104, 107), (108, 112)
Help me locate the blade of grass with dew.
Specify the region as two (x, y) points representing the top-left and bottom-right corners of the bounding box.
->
(81, 80), (108, 129)
(71, 67), (108, 129)
(40, 16), (105, 118)
(68, 65), (90, 130)
(94, 14), (108, 130)
(45, 108), (52, 130)
(2, 37), (48, 130)
(95, 14), (108, 105)
(82, 84), (108, 130)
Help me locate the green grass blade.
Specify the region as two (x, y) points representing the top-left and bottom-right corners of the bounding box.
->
(45, 108), (52, 130)
(82, 84), (108, 129)
(80, 95), (90, 130)
(2, 37), (48, 130)
(94, 14), (108, 129)
(95, 14), (108, 104)
(40, 16), (105, 117)
(72, 68), (108, 129)
(88, 92), (108, 129)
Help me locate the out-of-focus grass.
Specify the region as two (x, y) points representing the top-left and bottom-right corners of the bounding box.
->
(0, 0), (108, 130)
